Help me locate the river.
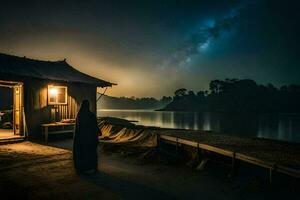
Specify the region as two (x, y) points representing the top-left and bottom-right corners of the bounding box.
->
(98, 109), (300, 143)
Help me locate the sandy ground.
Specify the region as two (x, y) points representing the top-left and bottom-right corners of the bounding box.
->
(0, 129), (18, 140)
(0, 139), (299, 200)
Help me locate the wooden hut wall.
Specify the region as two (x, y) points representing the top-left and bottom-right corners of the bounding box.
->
(24, 79), (97, 138)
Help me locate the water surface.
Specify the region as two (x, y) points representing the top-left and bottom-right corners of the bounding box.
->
(98, 109), (300, 143)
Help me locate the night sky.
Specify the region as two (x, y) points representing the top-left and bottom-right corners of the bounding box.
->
(0, 0), (299, 98)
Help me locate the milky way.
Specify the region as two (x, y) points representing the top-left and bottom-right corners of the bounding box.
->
(0, 0), (299, 97)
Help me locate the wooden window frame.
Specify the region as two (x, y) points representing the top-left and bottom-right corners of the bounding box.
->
(48, 85), (68, 105)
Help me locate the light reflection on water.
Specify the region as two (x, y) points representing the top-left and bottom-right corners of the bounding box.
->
(98, 109), (300, 143)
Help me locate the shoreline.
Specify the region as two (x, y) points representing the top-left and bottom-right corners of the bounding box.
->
(99, 108), (300, 115)
(98, 117), (300, 179)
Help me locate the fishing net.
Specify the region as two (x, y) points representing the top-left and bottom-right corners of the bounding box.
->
(98, 117), (158, 147)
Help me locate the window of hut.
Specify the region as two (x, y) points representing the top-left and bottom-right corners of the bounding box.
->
(48, 85), (67, 105)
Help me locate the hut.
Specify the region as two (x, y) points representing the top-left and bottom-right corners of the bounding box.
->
(0, 53), (114, 140)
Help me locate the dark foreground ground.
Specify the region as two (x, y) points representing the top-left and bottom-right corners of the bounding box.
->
(0, 140), (299, 200)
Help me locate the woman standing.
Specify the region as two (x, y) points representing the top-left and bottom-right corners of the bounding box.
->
(73, 100), (100, 174)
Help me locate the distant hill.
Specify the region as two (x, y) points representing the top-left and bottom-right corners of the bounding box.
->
(160, 79), (300, 113)
(97, 95), (172, 110)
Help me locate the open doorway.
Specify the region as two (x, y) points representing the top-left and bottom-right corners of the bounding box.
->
(0, 80), (24, 140)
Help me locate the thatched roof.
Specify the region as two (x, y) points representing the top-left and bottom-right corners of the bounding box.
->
(0, 53), (114, 87)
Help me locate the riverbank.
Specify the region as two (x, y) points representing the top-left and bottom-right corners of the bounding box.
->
(99, 117), (300, 179)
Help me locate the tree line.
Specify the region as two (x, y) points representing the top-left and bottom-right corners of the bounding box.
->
(161, 79), (300, 113)
(98, 95), (172, 110)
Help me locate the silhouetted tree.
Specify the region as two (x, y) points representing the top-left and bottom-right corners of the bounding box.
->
(160, 96), (172, 104)
(161, 79), (300, 113)
(174, 88), (187, 97)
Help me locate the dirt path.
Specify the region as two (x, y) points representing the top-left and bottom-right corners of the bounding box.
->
(0, 140), (299, 200)
(0, 142), (119, 199)
(0, 142), (170, 199)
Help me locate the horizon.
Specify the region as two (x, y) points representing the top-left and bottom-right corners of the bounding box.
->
(99, 77), (299, 99)
(1, 0), (299, 98)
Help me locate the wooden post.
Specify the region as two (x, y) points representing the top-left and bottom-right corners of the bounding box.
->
(269, 164), (276, 184)
(197, 142), (200, 162)
(45, 126), (48, 144)
(156, 134), (161, 162)
(229, 152), (239, 178)
(157, 134), (160, 149)
(269, 168), (273, 183)
(176, 137), (179, 157)
(196, 145), (208, 171)
(196, 158), (208, 171)
(156, 134), (161, 152)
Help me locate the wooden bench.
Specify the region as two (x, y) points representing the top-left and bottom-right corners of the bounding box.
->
(41, 122), (75, 143)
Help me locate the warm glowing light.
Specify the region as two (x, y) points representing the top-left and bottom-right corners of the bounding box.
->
(49, 87), (58, 96)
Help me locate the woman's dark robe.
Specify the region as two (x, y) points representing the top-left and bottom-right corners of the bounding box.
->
(73, 101), (99, 172)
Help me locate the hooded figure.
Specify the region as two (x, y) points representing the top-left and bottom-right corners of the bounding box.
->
(73, 100), (100, 173)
